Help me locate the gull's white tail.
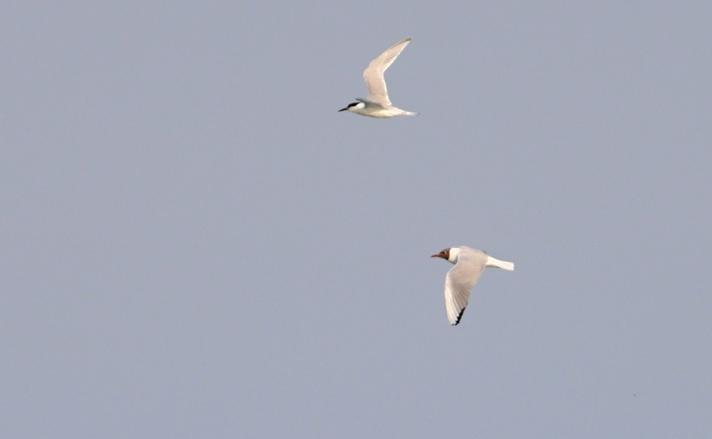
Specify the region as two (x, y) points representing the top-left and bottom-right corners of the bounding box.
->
(486, 256), (515, 271)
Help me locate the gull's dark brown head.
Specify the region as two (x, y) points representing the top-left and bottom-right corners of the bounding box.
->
(431, 248), (450, 260)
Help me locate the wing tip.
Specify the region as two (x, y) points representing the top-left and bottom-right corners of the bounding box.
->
(390, 37), (411, 47)
(450, 307), (467, 326)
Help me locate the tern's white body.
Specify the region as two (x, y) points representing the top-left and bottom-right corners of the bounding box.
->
(434, 246), (515, 326)
(339, 37), (416, 118)
(349, 101), (416, 118)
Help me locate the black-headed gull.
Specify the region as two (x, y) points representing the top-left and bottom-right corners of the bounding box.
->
(432, 246), (514, 325)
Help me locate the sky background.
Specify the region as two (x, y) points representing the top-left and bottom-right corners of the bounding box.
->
(2, 1), (711, 438)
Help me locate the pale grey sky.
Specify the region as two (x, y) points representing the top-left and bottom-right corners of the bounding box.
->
(2, 1), (711, 438)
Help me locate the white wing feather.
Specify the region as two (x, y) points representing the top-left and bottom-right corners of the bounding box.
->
(362, 37), (411, 107)
(444, 251), (485, 325)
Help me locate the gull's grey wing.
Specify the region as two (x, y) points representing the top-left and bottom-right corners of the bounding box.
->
(362, 37), (411, 107)
(444, 249), (487, 325)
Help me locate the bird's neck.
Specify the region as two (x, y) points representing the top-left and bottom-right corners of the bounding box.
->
(448, 247), (461, 263)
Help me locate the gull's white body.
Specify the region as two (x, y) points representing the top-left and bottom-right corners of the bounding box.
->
(341, 37), (416, 118)
(438, 246), (515, 326)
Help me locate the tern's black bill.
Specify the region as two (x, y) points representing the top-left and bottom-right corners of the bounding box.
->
(338, 107), (348, 112)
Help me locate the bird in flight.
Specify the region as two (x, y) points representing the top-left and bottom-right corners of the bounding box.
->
(432, 246), (515, 325)
(338, 37), (417, 118)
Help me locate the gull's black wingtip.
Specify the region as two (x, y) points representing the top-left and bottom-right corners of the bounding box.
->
(452, 307), (467, 326)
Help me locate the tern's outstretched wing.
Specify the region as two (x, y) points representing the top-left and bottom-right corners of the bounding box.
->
(362, 37), (411, 107)
(444, 249), (486, 325)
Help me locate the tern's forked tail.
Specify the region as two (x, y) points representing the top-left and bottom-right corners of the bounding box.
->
(486, 256), (515, 271)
